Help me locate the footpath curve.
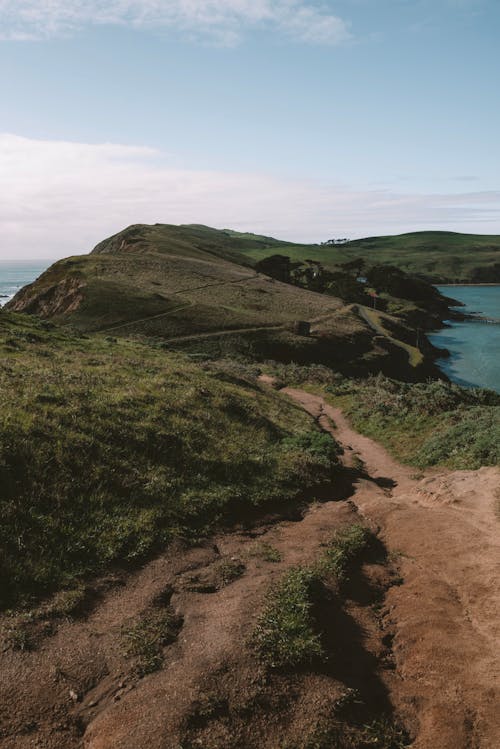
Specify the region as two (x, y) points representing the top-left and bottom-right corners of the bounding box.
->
(283, 387), (500, 749)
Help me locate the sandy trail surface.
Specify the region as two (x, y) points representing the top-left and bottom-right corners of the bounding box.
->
(283, 388), (500, 749)
(0, 386), (498, 749)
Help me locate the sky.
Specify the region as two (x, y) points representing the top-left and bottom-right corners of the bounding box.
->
(1, 0), (500, 260)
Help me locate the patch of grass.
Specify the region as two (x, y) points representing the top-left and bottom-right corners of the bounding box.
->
(41, 586), (88, 619)
(253, 566), (324, 670)
(3, 622), (34, 652)
(253, 525), (373, 670)
(262, 362), (342, 388)
(320, 525), (373, 582)
(282, 713), (410, 749)
(247, 541), (282, 563)
(360, 717), (411, 748)
(121, 608), (181, 676)
(212, 559), (246, 588)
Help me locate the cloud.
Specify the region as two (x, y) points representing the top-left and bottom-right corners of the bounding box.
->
(0, 0), (351, 46)
(1, 132), (500, 260)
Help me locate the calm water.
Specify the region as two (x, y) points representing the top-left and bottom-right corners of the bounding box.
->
(429, 286), (500, 392)
(0, 262), (50, 307)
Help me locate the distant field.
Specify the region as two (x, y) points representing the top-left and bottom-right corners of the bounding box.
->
(232, 229), (500, 283)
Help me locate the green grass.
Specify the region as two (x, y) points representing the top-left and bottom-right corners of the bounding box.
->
(121, 607), (181, 675)
(246, 541), (282, 563)
(0, 311), (342, 610)
(320, 525), (373, 582)
(253, 566), (324, 669)
(236, 229), (500, 283)
(358, 307), (424, 367)
(325, 375), (500, 469)
(253, 525), (372, 669)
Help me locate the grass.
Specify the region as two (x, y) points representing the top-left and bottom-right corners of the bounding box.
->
(357, 306), (424, 368)
(236, 229), (500, 283)
(8, 224), (344, 338)
(253, 525), (372, 670)
(0, 311), (342, 610)
(252, 566), (324, 670)
(319, 525), (373, 582)
(247, 542), (282, 563)
(283, 716), (410, 749)
(121, 607), (181, 675)
(324, 375), (500, 469)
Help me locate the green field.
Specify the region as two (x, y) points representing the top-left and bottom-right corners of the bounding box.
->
(233, 229), (500, 283)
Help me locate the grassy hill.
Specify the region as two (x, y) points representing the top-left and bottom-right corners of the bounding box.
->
(0, 309), (342, 608)
(8, 223), (431, 379)
(231, 229), (500, 283)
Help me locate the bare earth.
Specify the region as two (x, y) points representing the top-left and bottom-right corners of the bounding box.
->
(0, 386), (499, 748)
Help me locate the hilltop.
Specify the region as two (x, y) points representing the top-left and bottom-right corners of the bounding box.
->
(6, 223), (448, 380)
(233, 229), (500, 283)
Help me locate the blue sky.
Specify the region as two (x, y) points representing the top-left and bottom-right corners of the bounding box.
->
(1, 0), (499, 259)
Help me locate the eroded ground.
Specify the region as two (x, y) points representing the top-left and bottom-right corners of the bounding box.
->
(1, 385), (499, 749)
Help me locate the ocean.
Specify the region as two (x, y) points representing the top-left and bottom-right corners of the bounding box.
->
(0, 262), (50, 307)
(429, 286), (500, 393)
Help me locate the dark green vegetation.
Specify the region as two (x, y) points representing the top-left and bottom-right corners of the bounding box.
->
(238, 229), (500, 284)
(0, 310), (342, 610)
(325, 375), (500, 470)
(253, 525), (371, 670)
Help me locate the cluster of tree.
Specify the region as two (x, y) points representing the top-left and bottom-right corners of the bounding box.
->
(365, 265), (444, 304)
(255, 255), (368, 299)
(255, 255), (449, 314)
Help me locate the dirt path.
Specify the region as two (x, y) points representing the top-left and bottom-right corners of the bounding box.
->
(355, 305), (423, 367)
(283, 388), (500, 748)
(0, 386), (498, 749)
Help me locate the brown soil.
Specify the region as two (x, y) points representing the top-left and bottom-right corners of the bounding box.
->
(1, 386), (499, 749)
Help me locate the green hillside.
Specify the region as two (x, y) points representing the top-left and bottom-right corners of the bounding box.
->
(8, 223), (414, 378)
(234, 229), (500, 283)
(0, 310), (340, 608)
(8, 223), (471, 379)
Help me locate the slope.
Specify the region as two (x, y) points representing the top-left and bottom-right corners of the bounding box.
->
(233, 229), (500, 283)
(7, 224), (430, 379)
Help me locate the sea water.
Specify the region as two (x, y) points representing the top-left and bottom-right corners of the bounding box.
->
(0, 262), (50, 307)
(429, 286), (500, 393)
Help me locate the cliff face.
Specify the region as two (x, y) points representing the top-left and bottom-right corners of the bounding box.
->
(6, 275), (86, 318)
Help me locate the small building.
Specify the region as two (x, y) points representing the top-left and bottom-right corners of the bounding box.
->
(292, 320), (311, 337)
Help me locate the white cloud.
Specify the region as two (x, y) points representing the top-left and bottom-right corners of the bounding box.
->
(0, 0), (351, 46)
(1, 132), (500, 261)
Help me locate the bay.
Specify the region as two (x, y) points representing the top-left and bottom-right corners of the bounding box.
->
(429, 286), (500, 393)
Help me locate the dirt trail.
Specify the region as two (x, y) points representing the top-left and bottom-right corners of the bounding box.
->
(0, 386), (498, 749)
(283, 388), (500, 749)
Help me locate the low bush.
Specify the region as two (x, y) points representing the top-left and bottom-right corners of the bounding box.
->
(325, 375), (500, 469)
